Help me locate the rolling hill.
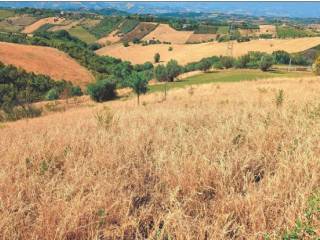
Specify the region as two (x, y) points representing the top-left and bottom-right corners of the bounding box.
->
(0, 42), (94, 86)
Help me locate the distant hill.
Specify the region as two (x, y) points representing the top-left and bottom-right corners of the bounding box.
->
(1, 2), (320, 18)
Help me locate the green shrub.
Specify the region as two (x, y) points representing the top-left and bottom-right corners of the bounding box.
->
(45, 88), (59, 101)
(0, 105), (42, 122)
(220, 56), (235, 69)
(260, 55), (273, 71)
(312, 56), (320, 75)
(272, 50), (291, 64)
(123, 41), (129, 47)
(168, 46), (173, 51)
(70, 86), (83, 96)
(154, 53), (160, 63)
(87, 80), (116, 102)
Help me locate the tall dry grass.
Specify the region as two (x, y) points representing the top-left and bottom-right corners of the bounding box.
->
(1, 77), (320, 239)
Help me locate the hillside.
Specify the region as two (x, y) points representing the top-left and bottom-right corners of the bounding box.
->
(97, 37), (320, 64)
(1, 76), (320, 239)
(0, 42), (94, 86)
(22, 17), (65, 34)
(142, 23), (193, 44)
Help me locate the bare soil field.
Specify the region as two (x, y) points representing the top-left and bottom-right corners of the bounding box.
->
(186, 33), (217, 43)
(22, 17), (65, 34)
(0, 42), (94, 86)
(122, 22), (158, 42)
(97, 37), (320, 64)
(1, 76), (320, 239)
(142, 23), (193, 44)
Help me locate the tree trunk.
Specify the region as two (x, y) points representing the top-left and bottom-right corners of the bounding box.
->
(164, 81), (167, 100)
(137, 93), (140, 105)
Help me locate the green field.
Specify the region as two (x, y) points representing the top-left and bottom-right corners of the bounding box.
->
(216, 26), (229, 34)
(0, 9), (15, 20)
(67, 26), (97, 43)
(149, 69), (311, 93)
(276, 26), (317, 38)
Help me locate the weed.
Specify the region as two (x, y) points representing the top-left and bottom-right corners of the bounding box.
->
(275, 89), (284, 107)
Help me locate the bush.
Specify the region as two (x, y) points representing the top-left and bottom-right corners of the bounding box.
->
(154, 53), (160, 63)
(123, 41), (129, 47)
(198, 59), (212, 72)
(45, 89), (59, 101)
(260, 55), (273, 71)
(312, 56), (320, 75)
(87, 80), (116, 102)
(0, 105), (42, 122)
(70, 86), (83, 96)
(154, 64), (168, 82)
(272, 50), (291, 64)
(220, 56), (235, 69)
(168, 46), (173, 51)
(88, 43), (102, 51)
(166, 59), (182, 82)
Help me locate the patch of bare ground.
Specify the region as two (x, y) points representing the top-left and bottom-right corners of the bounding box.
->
(1, 76), (320, 239)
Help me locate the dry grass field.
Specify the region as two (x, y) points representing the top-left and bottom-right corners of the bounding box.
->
(49, 19), (82, 31)
(22, 17), (65, 33)
(97, 37), (320, 64)
(0, 42), (94, 86)
(186, 33), (217, 43)
(259, 25), (277, 37)
(96, 29), (122, 45)
(1, 75), (320, 239)
(142, 23), (193, 44)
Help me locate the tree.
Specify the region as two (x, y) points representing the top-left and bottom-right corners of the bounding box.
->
(220, 56), (234, 69)
(128, 72), (148, 105)
(272, 50), (291, 64)
(312, 56), (320, 75)
(154, 53), (160, 63)
(45, 88), (59, 101)
(166, 59), (182, 82)
(87, 79), (116, 102)
(154, 64), (168, 82)
(198, 59), (212, 72)
(259, 55), (273, 71)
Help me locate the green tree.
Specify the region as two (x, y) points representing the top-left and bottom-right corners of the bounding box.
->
(220, 56), (235, 69)
(154, 53), (160, 63)
(272, 50), (291, 64)
(87, 80), (116, 102)
(260, 55), (273, 71)
(198, 59), (212, 72)
(312, 56), (320, 75)
(45, 88), (59, 101)
(154, 64), (168, 82)
(166, 59), (182, 82)
(128, 72), (148, 105)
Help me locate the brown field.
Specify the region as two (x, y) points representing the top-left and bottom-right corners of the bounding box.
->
(186, 33), (217, 43)
(0, 42), (94, 86)
(6, 15), (37, 26)
(239, 28), (260, 37)
(96, 29), (122, 45)
(22, 17), (65, 33)
(122, 22), (158, 42)
(1, 76), (320, 239)
(97, 37), (320, 64)
(142, 23), (193, 44)
(259, 24), (277, 37)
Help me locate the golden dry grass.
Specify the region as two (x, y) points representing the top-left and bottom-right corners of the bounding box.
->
(1, 76), (320, 239)
(0, 42), (94, 86)
(142, 23), (193, 44)
(22, 17), (65, 33)
(186, 33), (217, 43)
(96, 37), (320, 64)
(96, 29), (122, 45)
(259, 25), (277, 37)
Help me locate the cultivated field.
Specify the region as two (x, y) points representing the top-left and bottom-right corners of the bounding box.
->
(22, 17), (65, 34)
(67, 25), (97, 44)
(96, 29), (121, 45)
(259, 24), (277, 37)
(0, 42), (94, 86)
(49, 19), (82, 31)
(97, 37), (320, 64)
(122, 22), (158, 42)
(142, 23), (193, 44)
(1, 76), (320, 239)
(186, 33), (217, 43)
